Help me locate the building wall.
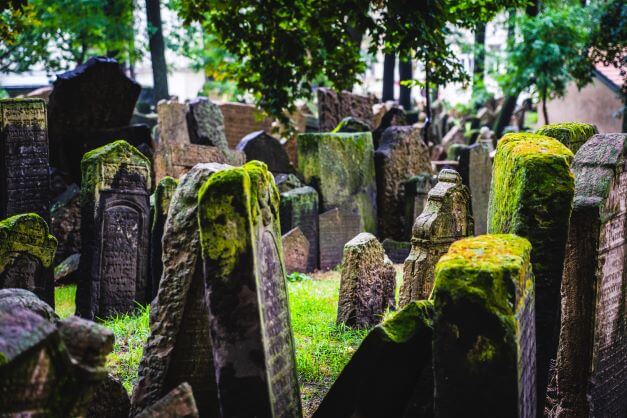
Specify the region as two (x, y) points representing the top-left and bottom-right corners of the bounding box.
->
(540, 78), (623, 133)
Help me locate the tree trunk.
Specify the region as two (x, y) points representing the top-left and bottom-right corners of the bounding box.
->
(382, 54), (396, 102)
(493, 95), (517, 138)
(399, 56), (413, 110)
(423, 61), (431, 143)
(146, 0), (169, 104)
(542, 90), (549, 125)
(472, 22), (486, 105)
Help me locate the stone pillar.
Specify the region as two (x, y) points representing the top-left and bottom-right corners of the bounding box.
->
(433, 234), (536, 418)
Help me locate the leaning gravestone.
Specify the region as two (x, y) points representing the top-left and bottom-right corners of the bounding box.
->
(433, 234), (536, 418)
(319, 207), (361, 270)
(314, 300), (434, 418)
(237, 130), (295, 174)
(402, 173), (435, 240)
(375, 126), (432, 240)
(135, 382), (199, 418)
(282, 227), (310, 274)
(337, 233), (396, 329)
(280, 185), (319, 271)
(458, 139), (493, 235)
(131, 163), (229, 418)
(555, 133), (627, 417)
(0, 213), (57, 307)
(487, 132), (574, 413)
(198, 161), (302, 417)
(536, 122), (597, 154)
(400, 169), (472, 307)
(86, 374), (131, 418)
(76, 140), (151, 320)
(298, 132), (377, 234)
(332, 116), (371, 133)
(317, 87), (377, 132)
(186, 97), (230, 152)
(0, 98), (50, 221)
(50, 183), (81, 264)
(148, 176), (179, 301)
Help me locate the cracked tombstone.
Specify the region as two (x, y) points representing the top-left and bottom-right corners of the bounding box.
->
(76, 140), (151, 320)
(198, 161), (302, 417)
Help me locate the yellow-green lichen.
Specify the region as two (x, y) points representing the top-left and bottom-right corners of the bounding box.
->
(380, 299), (433, 343)
(0, 213), (57, 272)
(536, 122), (597, 154)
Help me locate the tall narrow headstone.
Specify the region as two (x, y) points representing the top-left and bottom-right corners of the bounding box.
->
(433, 234), (536, 418)
(319, 208), (361, 270)
(317, 88), (377, 132)
(375, 126), (432, 240)
(76, 140), (151, 319)
(280, 186), (319, 271)
(555, 133), (627, 417)
(400, 169), (472, 307)
(402, 173), (435, 240)
(488, 132), (574, 412)
(298, 132), (377, 234)
(0, 98), (50, 221)
(198, 161), (302, 417)
(0, 213), (57, 306)
(314, 300), (434, 418)
(148, 176), (179, 301)
(131, 163), (229, 418)
(536, 122), (597, 154)
(458, 139), (493, 235)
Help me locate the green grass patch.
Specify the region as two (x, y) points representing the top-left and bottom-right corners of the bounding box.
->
(54, 285), (76, 319)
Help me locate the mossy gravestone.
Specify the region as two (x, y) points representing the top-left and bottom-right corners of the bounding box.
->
(0, 98), (50, 221)
(280, 186), (319, 271)
(487, 132), (574, 411)
(76, 140), (151, 320)
(536, 122), (597, 154)
(131, 163), (229, 418)
(375, 126), (432, 241)
(297, 131), (377, 234)
(555, 133), (627, 417)
(198, 161), (302, 417)
(433, 234), (536, 418)
(148, 176), (179, 301)
(314, 300), (434, 418)
(337, 233), (396, 329)
(0, 213), (57, 307)
(400, 169), (472, 307)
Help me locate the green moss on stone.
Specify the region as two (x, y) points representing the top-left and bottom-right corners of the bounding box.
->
(0, 213), (57, 272)
(536, 122), (597, 154)
(151, 176), (178, 221)
(380, 299), (434, 343)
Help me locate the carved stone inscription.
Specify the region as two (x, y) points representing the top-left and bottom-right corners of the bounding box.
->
(1, 254), (39, 292)
(256, 230), (300, 416)
(0, 100), (49, 219)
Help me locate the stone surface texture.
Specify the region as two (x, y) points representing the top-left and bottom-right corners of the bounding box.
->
(317, 88), (377, 132)
(536, 122), (597, 154)
(135, 382), (199, 418)
(237, 130), (294, 174)
(280, 186), (319, 272)
(282, 227), (310, 274)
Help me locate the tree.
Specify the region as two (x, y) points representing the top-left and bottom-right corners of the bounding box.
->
(146, 0), (169, 104)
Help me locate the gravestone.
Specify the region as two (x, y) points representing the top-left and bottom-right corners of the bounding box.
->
(54, 252), (80, 285)
(0, 287), (58, 323)
(381, 238), (411, 264)
(275, 173), (303, 193)
(237, 130), (294, 174)
(433, 234), (536, 418)
(332, 116), (371, 133)
(555, 133), (627, 417)
(0, 213), (57, 307)
(0, 98), (50, 221)
(441, 125), (465, 151)
(375, 126), (432, 240)
(157, 98), (190, 144)
(135, 382), (199, 418)
(314, 300), (434, 418)
(86, 374), (131, 418)
(536, 122), (597, 154)
(402, 173), (435, 240)
(186, 97), (230, 153)
(337, 233), (396, 328)
(131, 163), (229, 418)
(319, 208), (361, 270)
(280, 186), (319, 271)
(51, 183), (81, 264)
(372, 107), (407, 148)
(317, 87), (377, 132)
(487, 132), (574, 412)
(400, 170), (472, 307)
(282, 227), (310, 274)
(198, 161), (302, 417)
(458, 139), (493, 235)
(219, 102), (273, 149)
(76, 140), (151, 320)
(149, 176), (179, 301)
(298, 132), (377, 234)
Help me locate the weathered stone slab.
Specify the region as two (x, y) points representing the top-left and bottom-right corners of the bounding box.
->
(536, 122), (597, 154)
(555, 133), (627, 417)
(0, 213), (57, 306)
(314, 300), (434, 417)
(441, 125), (465, 151)
(148, 176), (178, 301)
(51, 183), (81, 264)
(375, 126), (432, 240)
(381, 238), (411, 264)
(332, 116), (370, 133)
(282, 227), (310, 274)
(237, 130), (294, 174)
(0, 287), (58, 323)
(198, 161), (302, 417)
(280, 186), (319, 271)
(400, 169), (472, 306)
(157, 98), (190, 144)
(372, 107), (407, 148)
(402, 173), (435, 240)
(0, 98), (50, 221)
(86, 374), (130, 418)
(54, 252), (80, 285)
(317, 87), (377, 132)
(337, 233), (396, 328)
(319, 208), (361, 270)
(76, 140), (151, 319)
(219, 102), (273, 149)
(298, 132), (377, 233)
(131, 163), (229, 418)
(433, 234), (536, 418)
(187, 97), (230, 152)
(275, 173), (303, 193)
(487, 132), (574, 412)
(135, 382), (199, 418)
(458, 139), (493, 235)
